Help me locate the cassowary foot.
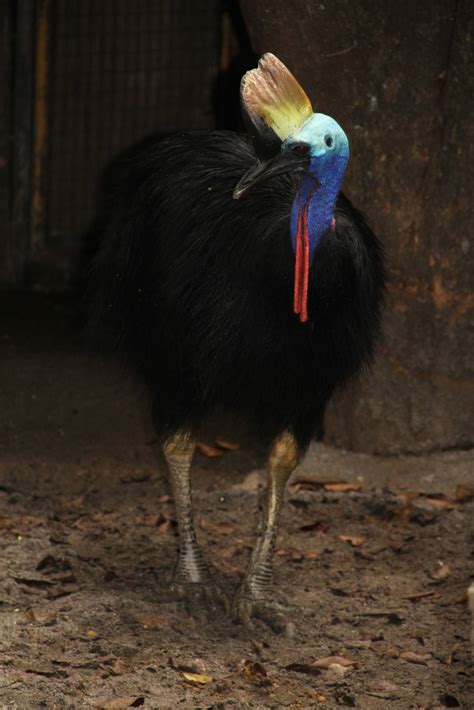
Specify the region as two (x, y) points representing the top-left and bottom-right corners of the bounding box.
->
(169, 580), (229, 619)
(231, 590), (296, 636)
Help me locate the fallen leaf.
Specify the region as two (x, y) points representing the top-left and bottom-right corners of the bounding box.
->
(429, 562), (451, 582)
(93, 697), (144, 709)
(424, 496), (458, 510)
(304, 550), (320, 560)
(454, 484), (473, 502)
(300, 521), (326, 533)
(215, 521), (234, 534)
(313, 655), (356, 669)
(86, 629), (98, 638)
(196, 442), (224, 458)
(157, 519), (172, 535)
(181, 671), (212, 686)
(340, 535), (366, 547)
(158, 494), (172, 503)
(401, 590), (436, 601)
(215, 438), (240, 451)
(141, 615), (166, 629)
(324, 482), (363, 493)
(399, 651), (431, 665)
(240, 660), (272, 686)
(290, 478), (324, 492)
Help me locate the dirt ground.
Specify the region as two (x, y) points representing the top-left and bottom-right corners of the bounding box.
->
(0, 294), (473, 709)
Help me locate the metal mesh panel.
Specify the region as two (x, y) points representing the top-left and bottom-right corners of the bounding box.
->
(47, 0), (220, 245)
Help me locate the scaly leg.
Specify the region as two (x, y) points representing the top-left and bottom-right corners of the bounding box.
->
(163, 430), (227, 612)
(232, 431), (299, 633)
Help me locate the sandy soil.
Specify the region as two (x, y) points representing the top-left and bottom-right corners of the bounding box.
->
(0, 294), (473, 709)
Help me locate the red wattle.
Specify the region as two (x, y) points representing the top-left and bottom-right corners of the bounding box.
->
(293, 204), (309, 323)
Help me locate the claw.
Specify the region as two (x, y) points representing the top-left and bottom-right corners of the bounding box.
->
(232, 590), (296, 637)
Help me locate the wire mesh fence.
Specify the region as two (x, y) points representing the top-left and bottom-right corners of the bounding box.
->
(46, 0), (220, 249)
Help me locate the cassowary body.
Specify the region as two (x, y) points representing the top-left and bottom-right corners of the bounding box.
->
(89, 57), (386, 631)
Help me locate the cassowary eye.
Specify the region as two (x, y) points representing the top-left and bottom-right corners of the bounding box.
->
(324, 134), (334, 149)
(292, 143), (310, 157)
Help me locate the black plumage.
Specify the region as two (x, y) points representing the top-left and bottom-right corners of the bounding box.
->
(89, 129), (386, 451)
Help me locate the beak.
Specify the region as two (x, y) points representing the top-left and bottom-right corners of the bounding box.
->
(233, 152), (308, 200)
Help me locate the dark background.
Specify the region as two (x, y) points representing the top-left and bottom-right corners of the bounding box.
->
(0, 0), (472, 455)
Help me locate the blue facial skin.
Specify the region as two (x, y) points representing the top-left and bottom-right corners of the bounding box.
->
(283, 114), (350, 258)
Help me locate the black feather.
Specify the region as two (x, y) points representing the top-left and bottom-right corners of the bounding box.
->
(88, 130), (386, 449)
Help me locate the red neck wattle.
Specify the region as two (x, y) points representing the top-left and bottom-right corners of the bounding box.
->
(293, 203), (310, 323)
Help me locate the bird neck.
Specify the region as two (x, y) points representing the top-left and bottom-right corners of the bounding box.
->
(290, 161), (342, 323)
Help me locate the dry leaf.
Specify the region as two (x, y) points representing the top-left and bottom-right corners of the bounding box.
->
(455, 484), (474, 502)
(430, 562), (451, 582)
(300, 521), (326, 533)
(401, 590), (435, 601)
(93, 697), (144, 709)
(340, 534), (366, 547)
(215, 438), (240, 451)
(324, 482), (362, 493)
(399, 651), (431, 665)
(86, 629), (98, 638)
(290, 478), (324, 491)
(181, 671), (212, 686)
(196, 442), (224, 458)
(313, 655), (356, 669)
(240, 660), (272, 686)
(215, 521), (234, 534)
(447, 590), (468, 605)
(158, 494), (171, 503)
(424, 496), (458, 510)
(157, 519), (172, 535)
(141, 615), (166, 629)
(304, 550), (320, 560)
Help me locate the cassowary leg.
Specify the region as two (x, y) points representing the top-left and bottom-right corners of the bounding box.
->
(163, 431), (227, 612)
(232, 431), (299, 634)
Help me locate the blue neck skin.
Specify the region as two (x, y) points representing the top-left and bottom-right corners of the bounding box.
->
(290, 154), (347, 258)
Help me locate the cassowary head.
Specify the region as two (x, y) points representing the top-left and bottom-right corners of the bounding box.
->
(233, 53), (349, 199)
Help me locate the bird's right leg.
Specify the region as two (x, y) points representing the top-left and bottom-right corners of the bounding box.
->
(163, 431), (228, 612)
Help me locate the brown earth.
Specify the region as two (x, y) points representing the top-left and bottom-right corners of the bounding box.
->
(0, 294), (473, 709)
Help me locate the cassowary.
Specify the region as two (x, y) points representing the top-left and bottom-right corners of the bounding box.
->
(89, 54), (386, 632)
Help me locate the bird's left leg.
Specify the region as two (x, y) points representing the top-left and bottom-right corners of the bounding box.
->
(163, 431), (228, 613)
(232, 431), (299, 634)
